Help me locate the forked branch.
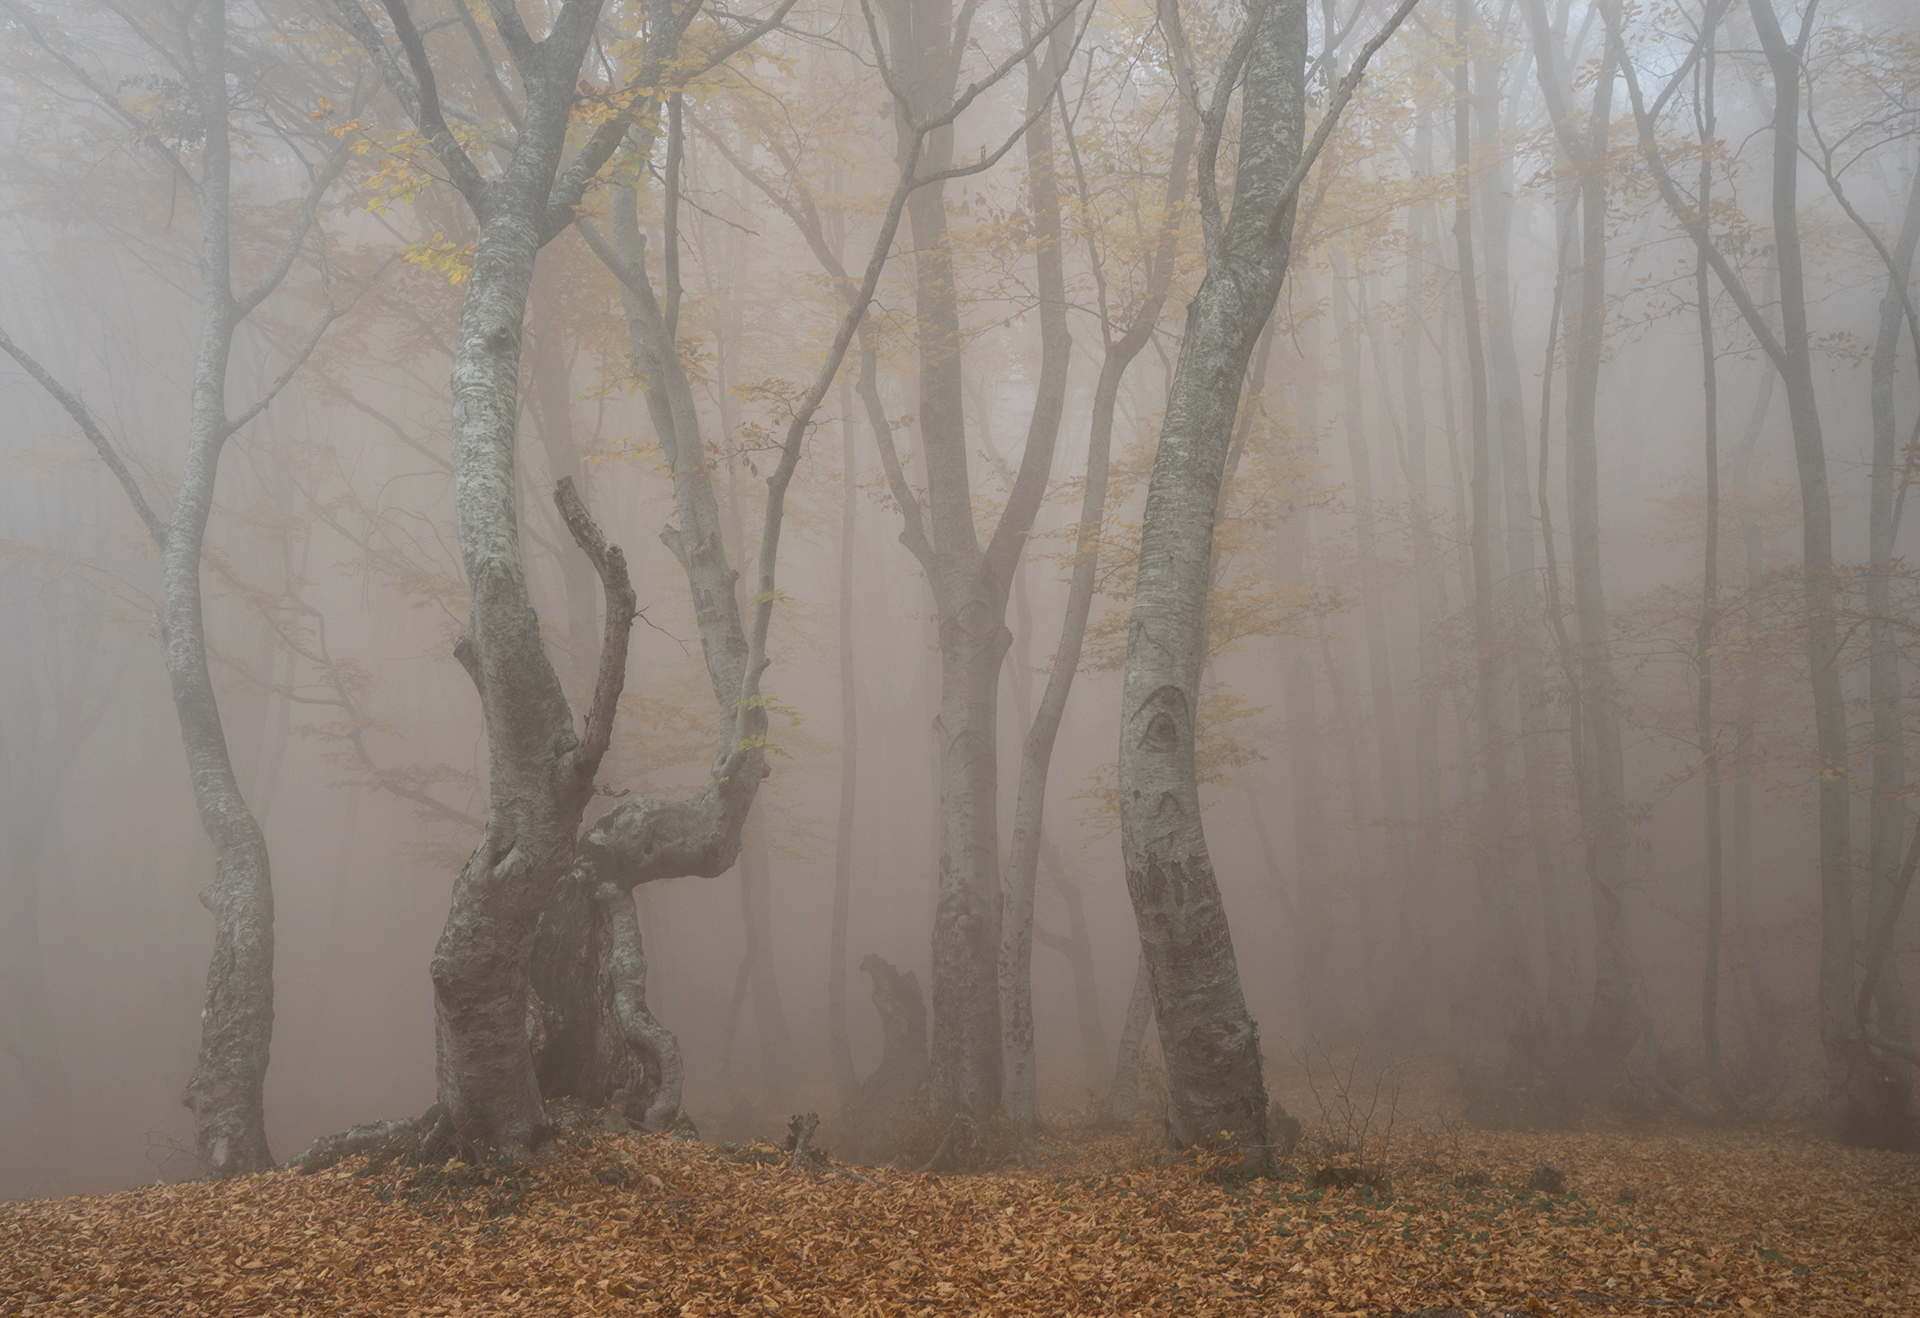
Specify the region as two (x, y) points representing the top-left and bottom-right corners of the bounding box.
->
(554, 476), (637, 781)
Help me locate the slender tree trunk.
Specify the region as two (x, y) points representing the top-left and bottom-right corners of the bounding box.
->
(1525, 0), (1642, 1069)
(1743, 0), (1890, 1142)
(1105, 951), (1154, 1123)
(1863, 169), (1920, 1068)
(831, 377), (860, 1104)
(1117, 0), (1315, 1166)
(1000, 64), (1195, 1133)
(1454, 0), (1527, 1032)
(1330, 257), (1413, 1002)
(1041, 859), (1112, 1094)
(720, 449), (796, 1108)
(1691, 24), (1736, 1114)
(1399, 141), (1444, 1028)
(1623, 0), (1905, 1139)
(1478, 33), (1576, 1041)
(876, 0), (1073, 1122)
(1729, 283), (1786, 1094)
(0, 0), (358, 1169)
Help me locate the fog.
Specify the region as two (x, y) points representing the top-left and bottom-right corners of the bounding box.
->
(2, 0), (1918, 1197)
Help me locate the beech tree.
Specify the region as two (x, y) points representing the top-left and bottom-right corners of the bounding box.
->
(0, 0), (355, 1176)
(1116, 0), (1415, 1165)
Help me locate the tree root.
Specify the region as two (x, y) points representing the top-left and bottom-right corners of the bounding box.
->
(289, 1105), (459, 1174)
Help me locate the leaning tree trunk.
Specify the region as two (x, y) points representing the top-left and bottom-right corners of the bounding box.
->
(1116, 0), (1315, 1168)
(4, 0), (352, 1176)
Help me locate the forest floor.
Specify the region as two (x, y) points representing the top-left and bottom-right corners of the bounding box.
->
(2, 1094), (1915, 1317)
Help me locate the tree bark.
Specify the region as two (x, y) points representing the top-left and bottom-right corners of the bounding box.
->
(1116, 0), (1314, 1167)
(999, 28), (1187, 1134)
(4, 0), (353, 1176)
(1690, 18), (1736, 1114)
(1744, 0), (1887, 1143)
(873, 0), (1074, 1121)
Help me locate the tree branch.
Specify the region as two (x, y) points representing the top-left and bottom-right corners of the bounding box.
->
(0, 324), (169, 548)
(1261, 0), (1422, 234)
(554, 476), (637, 782)
(452, 0), (524, 128)
(371, 0), (492, 207)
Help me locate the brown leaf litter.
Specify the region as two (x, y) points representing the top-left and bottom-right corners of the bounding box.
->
(2, 1115), (1914, 1316)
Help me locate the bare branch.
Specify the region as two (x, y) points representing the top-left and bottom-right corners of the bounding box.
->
(224, 307), (344, 437)
(452, 0), (524, 129)
(1262, 0), (1422, 233)
(371, 0), (492, 207)
(554, 477), (637, 782)
(233, 136), (358, 321)
(0, 323), (169, 548)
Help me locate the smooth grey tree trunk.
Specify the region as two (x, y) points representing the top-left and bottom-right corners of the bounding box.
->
(331, 0), (673, 1154)
(999, 31), (1186, 1135)
(1117, 0), (1318, 1166)
(4, 0), (351, 1176)
(874, 0), (1074, 1122)
(1523, 0), (1642, 1072)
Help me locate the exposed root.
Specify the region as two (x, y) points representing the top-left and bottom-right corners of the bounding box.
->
(290, 1116), (423, 1175)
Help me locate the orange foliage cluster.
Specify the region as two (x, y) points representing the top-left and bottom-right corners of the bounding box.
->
(2, 1119), (1914, 1316)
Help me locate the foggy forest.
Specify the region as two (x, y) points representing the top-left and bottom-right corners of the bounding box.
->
(2, 0), (1918, 1313)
